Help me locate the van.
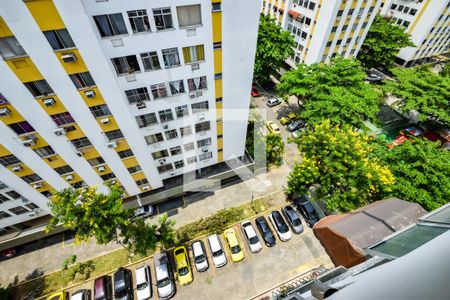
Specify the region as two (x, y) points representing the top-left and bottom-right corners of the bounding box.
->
(207, 234), (227, 268)
(153, 252), (176, 300)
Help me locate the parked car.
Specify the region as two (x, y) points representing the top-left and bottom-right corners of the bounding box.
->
(287, 119), (306, 132)
(241, 220), (262, 253)
(282, 205), (304, 234)
(192, 240), (209, 272)
(207, 234), (227, 268)
(255, 216), (276, 247)
(174, 246), (193, 285)
(94, 275), (113, 300)
(135, 265), (152, 300)
(366, 73), (382, 82)
(224, 228), (245, 262)
(0, 247), (16, 258)
(266, 121), (281, 135)
(268, 211), (292, 241)
(133, 204), (154, 219)
(291, 129), (303, 139)
(153, 252), (176, 300)
(47, 291), (69, 300)
(71, 289), (91, 300)
(280, 113), (299, 125)
(388, 126), (424, 149)
(267, 97), (282, 107)
(251, 86), (260, 97)
(293, 195), (320, 227)
(114, 268), (134, 300)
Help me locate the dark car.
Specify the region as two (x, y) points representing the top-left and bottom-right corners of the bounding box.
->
(114, 267), (134, 300)
(287, 120), (306, 132)
(94, 275), (113, 300)
(366, 73), (382, 82)
(293, 195), (320, 227)
(255, 216), (276, 247)
(282, 205), (304, 234)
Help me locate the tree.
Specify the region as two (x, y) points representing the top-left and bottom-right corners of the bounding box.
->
(440, 63), (450, 77)
(254, 15), (295, 83)
(358, 15), (414, 69)
(375, 139), (450, 211)
(287, 120), (394, 212)
(266, 133), (285, 167)
(121, 219), (158, 256)
(381, 66), (450, 126)
(156, 213), (176, 250)
(278, 57), (381, 128)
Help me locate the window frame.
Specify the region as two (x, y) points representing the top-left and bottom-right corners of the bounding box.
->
(153, 8), (174, 31)
(127, 9), (151, 33)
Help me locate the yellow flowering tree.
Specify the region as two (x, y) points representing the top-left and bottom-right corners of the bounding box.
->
(287, 120), (394, 212)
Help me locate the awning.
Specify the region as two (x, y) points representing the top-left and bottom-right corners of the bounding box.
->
(288, 10), (302, 20)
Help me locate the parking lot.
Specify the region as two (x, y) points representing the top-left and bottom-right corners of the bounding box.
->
(64, 210), (332, 300)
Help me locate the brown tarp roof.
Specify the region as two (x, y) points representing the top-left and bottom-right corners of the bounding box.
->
(313, 198), (427, 268)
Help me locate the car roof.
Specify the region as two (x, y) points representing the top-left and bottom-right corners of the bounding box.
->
(135, 266), (147, 283)
(94, 276), (107, 296)
(154, 252), (168, 266)
(208, 234), (222, 250)
(192, 241), (204, 254)
(225, 229), (239, 246)
(71, 291), (84, 300)
(243, 223), (256, 237)
(155, 261), (169, 279)
(175, 252), (188, 268)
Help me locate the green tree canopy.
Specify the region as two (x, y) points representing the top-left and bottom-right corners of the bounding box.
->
(375, 139), (450, 211)
(278, 57), (381, 128)
(266, 133), (285, 167)
(254, 15), (295, 83)
(381, 66), (450, 126)
(440, 63), (450, 77)
(358, 15), (414, 69)
(287, 120), (394, 212)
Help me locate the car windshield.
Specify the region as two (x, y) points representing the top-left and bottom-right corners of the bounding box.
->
(213, 249), (223, 257)
(195, 254), (205, 263)
(278, 223), (289, 233)
(249, 236), (259, 244)
(157, 277), (171, 288)
(137, 282), (148, 290)
(292, 218), (301, 226)
(231, 245), (241, 254)
(179, 266), (189, 276)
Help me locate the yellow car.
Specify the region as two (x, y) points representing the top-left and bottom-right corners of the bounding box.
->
(47, 292), (68, 300)
(280, 113), (299, 125)
(266, 121), (281, 135)
(224, 228), (245, 263)
(174, 246), (193, 285)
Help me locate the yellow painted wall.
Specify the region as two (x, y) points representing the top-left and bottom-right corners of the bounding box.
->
(114, 140), (130, 152)
(65, 125), (86, 140)
(214, 49), (222, 74)
(131, 172), (146, 181)
(0, 17), (13, 37)
(122, 157), (139, 168)
(9, 164), (34, 177)
(212, 12), (222, 43)
(0, 145), (11, 156)
(0, 105), (25, 124)
(218, 150), (224, 162)
(26, 0), (65, 31)
(217, 137), (223, 149)
(81, 148), (99, 160)
(55, 49), (88, 75)
(5, 58), (43, 83)
(46, 155), (68, 169)
(215, 79), (223, 98)
(36, 96), (69, 115)
(97, 117), (120, 132)
(217, 122), (223, 135)
(78, 88), (106, 107)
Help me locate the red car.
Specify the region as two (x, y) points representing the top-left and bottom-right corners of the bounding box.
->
(388, 127), (423, 149)
(0, 248), (16, 258)
(251, 87), (260, 97)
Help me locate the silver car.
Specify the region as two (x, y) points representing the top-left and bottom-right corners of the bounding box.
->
(282, 205), (304, 234)
(267, 97), (282, 107)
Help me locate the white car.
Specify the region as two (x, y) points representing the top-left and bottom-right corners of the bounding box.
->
(192, 240), (209, 272)
(153, 252), (176, 300)
(207, 234), (227, 268)
(135, 265), (152, 300)
(241, 221), (262, 253)
(133, 204), (154, 219)
(268, 211), (292, 242)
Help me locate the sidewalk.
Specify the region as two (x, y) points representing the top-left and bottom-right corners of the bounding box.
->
(0, 166), (290, 287)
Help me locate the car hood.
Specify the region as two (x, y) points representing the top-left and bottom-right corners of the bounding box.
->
(196, 260), (208, 271)
(249, 242), (262, 252)
(231, 251), (245, 262)
(137, 286), (151, 300)
(158, 282), (175, 299)
(213, 254), (227, 266)
(279, 230), (292, 241)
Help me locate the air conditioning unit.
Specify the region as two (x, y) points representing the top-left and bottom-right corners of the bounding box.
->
(196, 91), (203, 97)
(202, 147), (209, 153)
(170, 172), (175, 176)
(28, 211), (38, 217)
(43, 98), (55, 107)
(12, 165), (23, 172)
(106, 141), (117, 148)
(163, 124), (169, 130)
(197, 114), (205, 121)
(159, 159), (166, 165)
(101, 118), (110, 124)
(21, 138), (36, 147)
(142, 185), (150, 191)
(61, 52), (77, 63)
(33, 183), (43, 189)
(191, 63), (200, 70)
(65, 174), (74, 181)
(54, 127), (66, 136)
(0, 107), (11, 117)
(189, 93), (197, 99)
(97, 166), (106, 172)
(84, 90), (96, 98)
(136, 102), (146, 109)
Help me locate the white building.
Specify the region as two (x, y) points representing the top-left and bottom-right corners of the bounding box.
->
(261, 0), (382, 65)
(381, 0), (450, 67)
(0, 0), (259, 241)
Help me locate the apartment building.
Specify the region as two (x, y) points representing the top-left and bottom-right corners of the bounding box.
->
(261, 0), (382, 65)
(381, 0), (450, 67)
(0, 0), (259, 241)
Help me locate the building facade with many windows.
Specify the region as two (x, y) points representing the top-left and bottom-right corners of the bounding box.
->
(381, 0), (450, 67)
(261, 0), (382, 65)
(0, 0), (259, 240)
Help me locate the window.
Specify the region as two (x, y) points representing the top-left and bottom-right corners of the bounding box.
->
(118, 149), (134, 159)
(127, 10), (151, 33)
(157, 163), (173, 173)
(197, 138), (211, 147)
(93, 13), (128, 37)
(195, 121), (210, 133)
(145, 133), (164, 145)
(9, 206), (29, 215)
(308, 2), (315, 10)
(125, 87), (150, 103)
(6, 191), (20, 199)
(24, 80), (54, 97)
(187, 156), (197, 164)
(213, 42), (222, 50)
(111, 55), (141, 75)
(0, 155), (21, 167)
(174, 160), (184, 169)
(170, 146), (182, 156)
(162, 48), (180, 68)
(187, 76), (207, 91)
(180, 126), (192, 137)
(0, 211), (11, 220)
(165, 129), (178, 140)
(177, 5), (202, 27)
(184, 142), (195, 151)
(54, 165), (73, 175)
(175, 105), (189, 118)
(127, 165), (142, 174)
(191, 101), (209, 113)
(169, 80), (185, 95)
(153, 8), (174, 30)
(51, 112), (75, 126)
(100, 173), (116, 181)
(135, 178), (148, 186)
(152, 149), (169, 159)
(0, 195), (10, 204)
(215, 73), (222, 80)
(212, 3), (221, 12)
(33, 146), (55, 158)
(43, 29), (75, 50)
(158, 109), (174, 123)
(0, 93), (8, 105)
(199, 152), (212, 161)
(0, 36), (27, 58)
(105, 129), (124, 141)
(89, 105), (111, 118)
(25, 203), (39, 210)
(181, 45), (205, 64)
(136, 113), (158, 128)
(151, 83), (168, 99)
(71, 137), (92, 149)
(87, 157), (105, 166)
(22, 174), (42, 184)
(140, 51), (161, 71)
(69, 72), (95, 89)
(409, 8), (417, 16)
(8, 121), (35, 135)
